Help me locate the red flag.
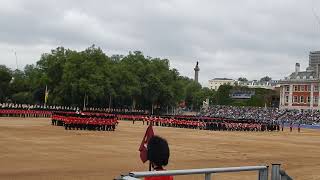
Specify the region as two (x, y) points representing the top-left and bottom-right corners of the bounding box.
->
(139, 125), (154, 163)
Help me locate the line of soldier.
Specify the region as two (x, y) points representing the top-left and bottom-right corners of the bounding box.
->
(0, 103), (149, 118)
(0, 103), (78, 118)
(82, 107), (148, 115)
(0, 109), (52, 118)
(52, 112), (118, 131)
(0, 103), (79, 111)
(139, 116), (280, 132)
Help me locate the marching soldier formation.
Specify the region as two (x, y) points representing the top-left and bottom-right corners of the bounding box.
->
(52, 112), (118, 131)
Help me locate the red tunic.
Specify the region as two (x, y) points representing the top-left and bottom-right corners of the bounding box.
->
(145, 176), (173, 180)
(144, 168), (173, 180)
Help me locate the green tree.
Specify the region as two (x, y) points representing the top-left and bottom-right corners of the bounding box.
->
(11, 92), (33, 104)
(215, 84), (233, 105)
(24, 64), (46, 91)
(0, 65), (12, 101)
(247, 95), (264, 106)
(238, 77), (248, 82)
(9, 70), (29, 95)
(1, 46), (216, 112)
(260, 76), (272, 82)
(192, 87), (215, 110)
(185, 81), (202, 110)
(61, 46), (108, 106)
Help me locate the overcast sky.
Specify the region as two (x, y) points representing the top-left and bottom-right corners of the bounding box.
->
(1, 0), (320, 86)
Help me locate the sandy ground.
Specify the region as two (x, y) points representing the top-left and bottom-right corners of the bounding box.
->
(0, 118), (319, 180)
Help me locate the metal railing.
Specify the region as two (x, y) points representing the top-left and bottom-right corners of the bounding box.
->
(271, 164), (293, 180)
(116, 164), (293, 180)
(116, 165), (269, 180)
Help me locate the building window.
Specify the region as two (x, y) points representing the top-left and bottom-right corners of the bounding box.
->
(293, 96), (298, 103)
(307, 85), (311, 91)
(300, 85), (305, 91)
(294, 85), (298, 92)
(285, 86), (290, 92)
(300, 96), (304, 103)
(285, 96), (289, 103)
(307, 96), (311, 103)
(315, 86), (319, 92)
(315, 96), (319, 104)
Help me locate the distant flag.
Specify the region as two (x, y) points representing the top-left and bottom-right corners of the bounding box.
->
(139, 124), (154, 163)
(44, 85), (49, 105)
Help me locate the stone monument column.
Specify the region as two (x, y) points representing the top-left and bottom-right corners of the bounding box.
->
(194, 61), (200, 83)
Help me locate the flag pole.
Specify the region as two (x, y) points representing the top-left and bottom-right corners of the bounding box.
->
(139, 124), (154, 170)
(44, 85), (48, 106)
(148, 123), (152, 171)
(83, 93), (86, 110)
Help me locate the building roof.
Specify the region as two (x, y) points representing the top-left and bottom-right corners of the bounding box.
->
(310, 51), (320, 54)
(288, 71), (316, 80)
(211, 78), (233, 80)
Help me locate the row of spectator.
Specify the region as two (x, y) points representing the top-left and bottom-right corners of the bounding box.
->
(201, 105), (320, 125)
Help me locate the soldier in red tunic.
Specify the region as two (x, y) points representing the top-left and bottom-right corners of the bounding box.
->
(145, 136), (173, 180)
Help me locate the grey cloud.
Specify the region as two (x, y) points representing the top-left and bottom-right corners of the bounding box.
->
(1, 0), (320, 86)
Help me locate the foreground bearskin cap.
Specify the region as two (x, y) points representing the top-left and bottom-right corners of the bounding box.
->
(147, 135), (170, 167)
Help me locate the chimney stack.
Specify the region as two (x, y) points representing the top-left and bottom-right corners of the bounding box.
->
(295, 63), (300, 75)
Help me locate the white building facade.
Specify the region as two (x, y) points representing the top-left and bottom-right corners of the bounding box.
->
(209, 78), (279, 91)
(208, 78), (235, 91)
(238, 80), (279, 90)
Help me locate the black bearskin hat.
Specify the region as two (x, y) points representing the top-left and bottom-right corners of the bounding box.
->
(147, 135), (170, 167)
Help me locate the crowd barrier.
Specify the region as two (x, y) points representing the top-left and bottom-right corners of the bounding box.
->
(284, 123), (320, 130)
(117, 165), (269, 180)
(116, 164), (292, 180)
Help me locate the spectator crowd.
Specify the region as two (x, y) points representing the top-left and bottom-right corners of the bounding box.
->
(201, 105), (320, 125)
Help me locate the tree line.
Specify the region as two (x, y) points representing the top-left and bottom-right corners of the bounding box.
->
(0, 45), (214, 112)
(0, 45), (279, 111)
